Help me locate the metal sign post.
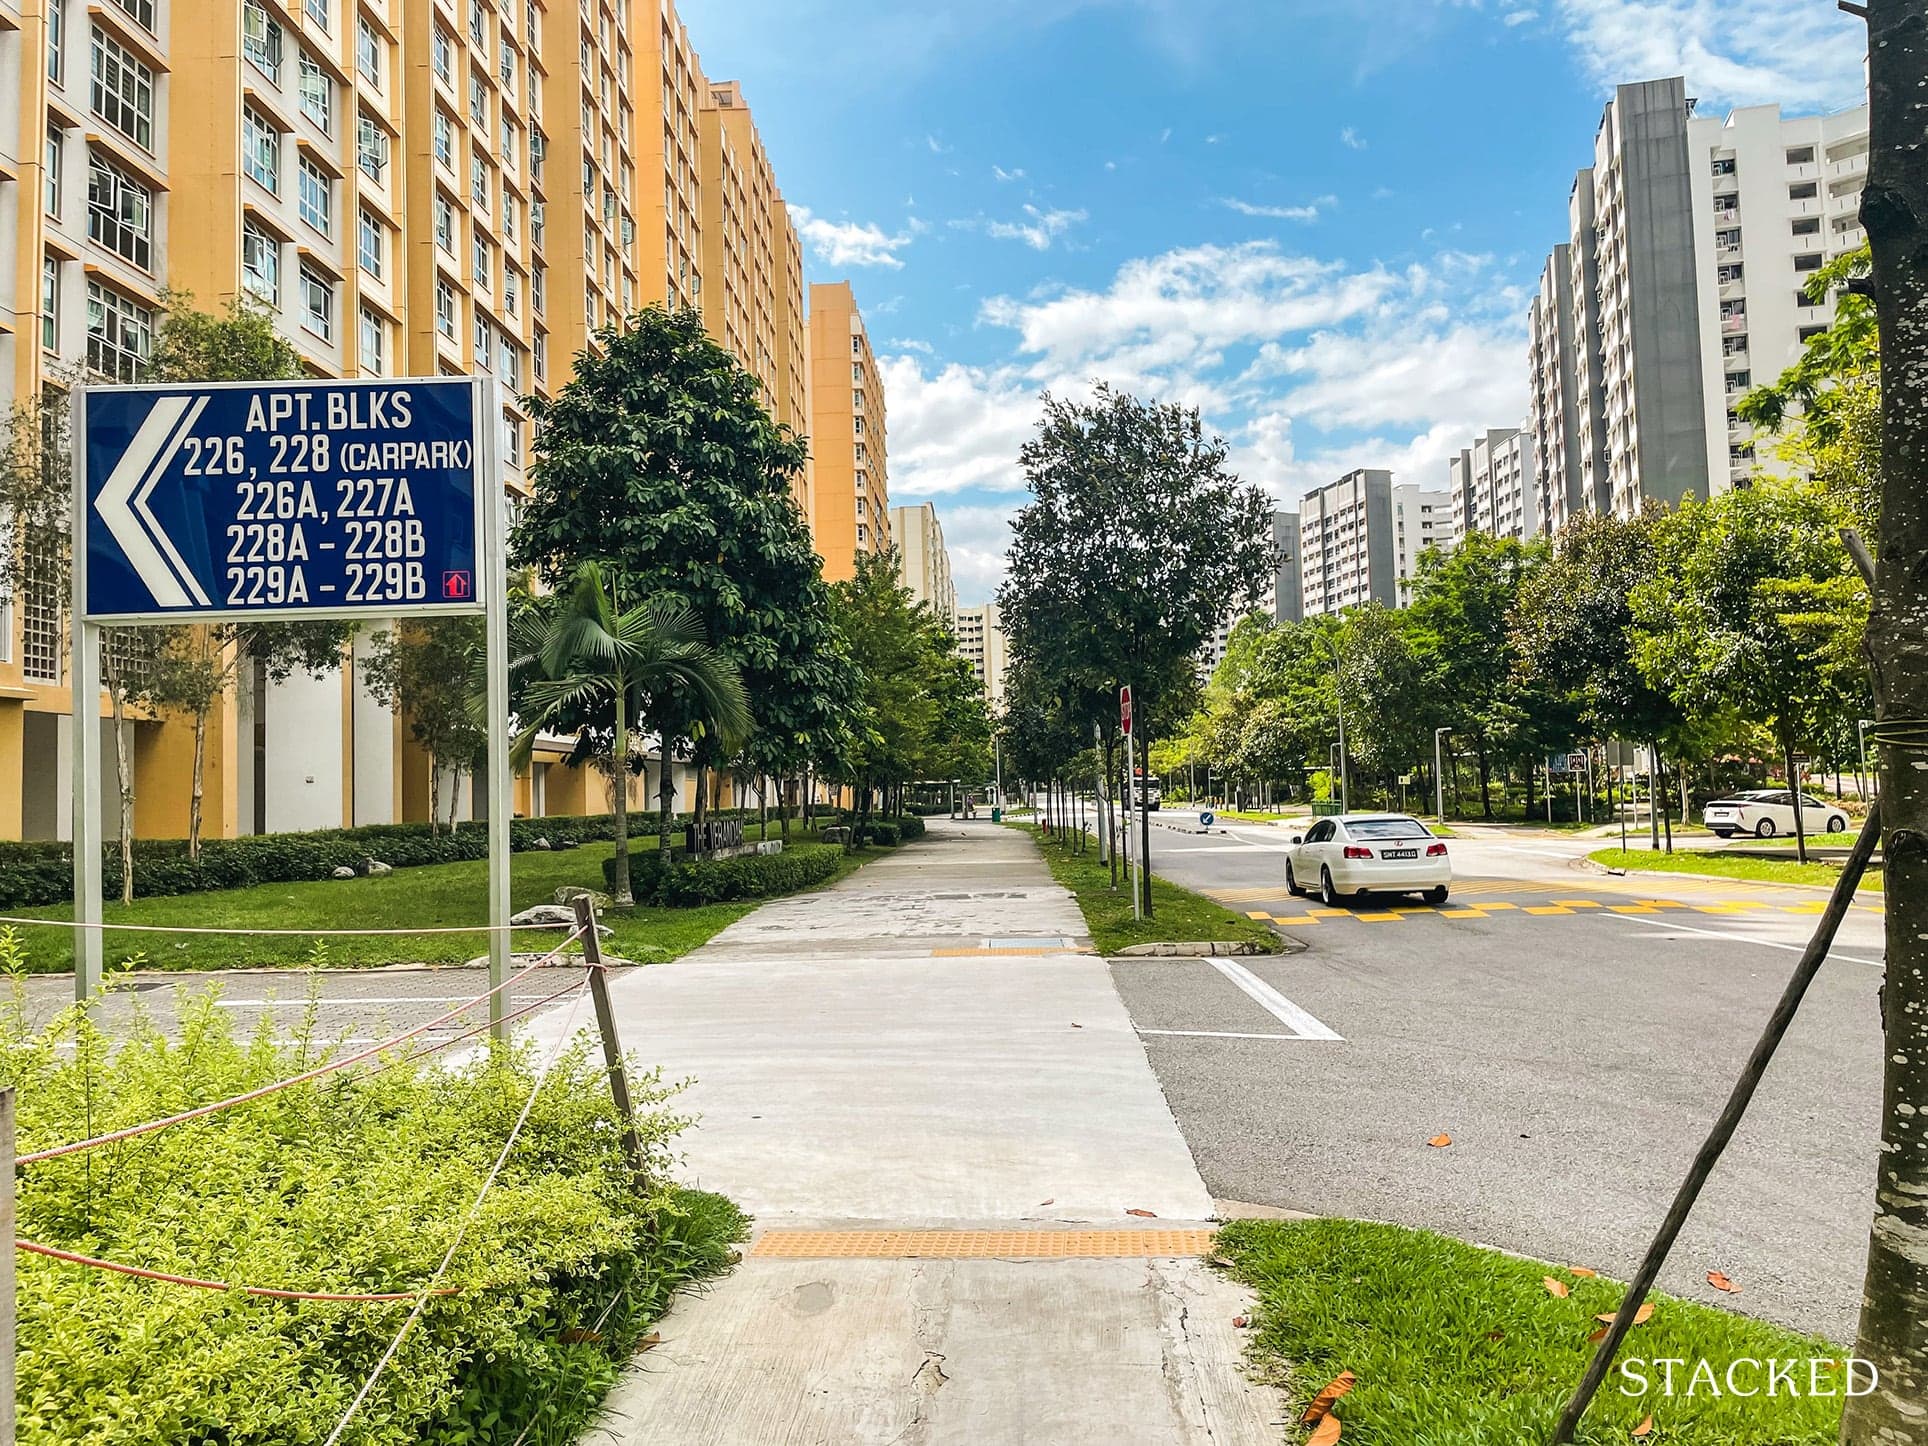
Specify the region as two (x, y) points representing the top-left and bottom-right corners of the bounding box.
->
(72, 378), (507, 1032)
(1121, 685), (1141, 922)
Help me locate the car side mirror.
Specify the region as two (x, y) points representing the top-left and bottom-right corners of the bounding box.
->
(1290, 835), (1303, 845)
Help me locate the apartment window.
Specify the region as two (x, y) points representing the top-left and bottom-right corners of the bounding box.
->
(530, 128), (546, 182)
(499, 45), (515, 97)
(243, 0), (283, 81)
(304, 0), (330, 33)
(359, 306), (385, 373)
(242, 221), (280, 302)
(1786, 145), (1815, 166)
(1799, 325), (1828, 343)
(356, 17), (382, 85)
(432, 26), (453, 83)
(41, 257), (60, 352)
(86, 279), (153, 380)
(432, 109), (455, 169)
(87, 156), (154, 269)
(496, 339), (518, 390)
(532, 264), (545, 313)
(1726, 370), (1751, 391)
(533, 329), (547, 380)
(473, 234), (491, 289)
(244, 107), (281, 192)
(1794, 253), (1824, 273)
(435, 194), (455, 252)
(44, 131), (62, 217)
(471, 154), (489, 210)
(502, 116), (518, 172)
(852, 336), (862, 356)
(1793, 216), (1821, 237)
(468, 0), (486, 48)
(473, 312), (491, 369)
(91, 32), (156, 151)
(108, 0), (156, 31)
(435, 277), (457, 339)
(853, 390), (865, 410)
(1717, 263), (1743, 284)
(504, 269), (519, 316)
(501, 192), (517, 243)
(299, 52), (334, 134)
(1789, 181), (1818, 201)
(469, 74), (488, 129)
(1715, 227), (1741, 250)
(1711, 157), (1736, 176)
(297, 156), (332, 236)
(47, 0), (64, 83)
(505, 415), (522, 468)
(299, 264), (333, 341)
(531, 199), (545, 248)
(358, 208), (384, 279)
(357, 114), (389, 184)
(526, 0), (540, 52)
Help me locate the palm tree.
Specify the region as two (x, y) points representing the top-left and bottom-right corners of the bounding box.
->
(505, 563), (751, 906)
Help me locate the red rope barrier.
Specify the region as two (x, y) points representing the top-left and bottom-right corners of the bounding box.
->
(16, 1239), (459, 1303)
(18, 926), (590, 1166)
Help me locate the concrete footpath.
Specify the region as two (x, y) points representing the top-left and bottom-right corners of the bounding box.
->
(541, 819), (1286, 1445)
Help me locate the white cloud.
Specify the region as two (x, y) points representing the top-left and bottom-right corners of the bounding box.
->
(1548, 0), (1867, 111)
(791, 207), (917, 270)
(1221, 194), (1337, 222)
(876, 355), (1041, 498)
(992, 164), (1028, 182)
(984, 205), (1089, 251)
(1340, 126), (1368, 149)
(1503, 7), (1537, 24)
(914, 502), (1021, 606)
(926, 134), (951, 154)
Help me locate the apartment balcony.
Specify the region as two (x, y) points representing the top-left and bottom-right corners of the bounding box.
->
(1785, 160), (1819, 183)
(1711, 205), (1742, 228)
(1711, 173), (1740, 197)
(1723, 348), (1751, 372)
(1720, 315), (1749, 335)
(1829, 150), (1869, 181)
(1718, 278), (1746, 302)
(1716, 243), (1744, 262)
(1829, 186), (1861, 216)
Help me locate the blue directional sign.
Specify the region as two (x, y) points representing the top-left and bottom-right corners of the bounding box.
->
(81, 378), (487, 622)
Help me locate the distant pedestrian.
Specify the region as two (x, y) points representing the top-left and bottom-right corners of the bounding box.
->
(964, 794), (977, 818)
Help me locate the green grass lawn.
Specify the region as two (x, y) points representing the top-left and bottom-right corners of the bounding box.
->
(1589, 847), (1883, 894)
(3, 832), (876, 973)
(1218, 1218), (1845, 1445)
(1009, 822), (1281, 955)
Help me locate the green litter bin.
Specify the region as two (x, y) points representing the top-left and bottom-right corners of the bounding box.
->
(991, 806), (1003, 823)
(1311, 801), (1344, 817)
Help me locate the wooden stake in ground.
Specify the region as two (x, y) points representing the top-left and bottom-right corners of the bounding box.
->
(1841, 1), (1928, 1438)
(572, 896), (651, 1191)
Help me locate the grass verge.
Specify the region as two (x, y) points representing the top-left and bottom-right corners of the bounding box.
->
(1217, 1217), (1844, 1444)
(10, 991), (747, 1446)
(1588, 847), (1882, 894)
(1008, 822), (1282, 955)
(4, 833), (879, 973)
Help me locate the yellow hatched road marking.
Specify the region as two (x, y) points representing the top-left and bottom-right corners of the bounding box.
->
(1245, 911), (1272, 920)
(1610, 906), (1661, 915)
(751, 1229), (1218, 1260)
(1553, 899), (1604, 908)
(1271, 915), (1320, 926)
(1310, 908), (1352, 918)
(1443, 908), (1490, 919)
(1524, 905), (1574, 916)
(1353, 913), (1402, 923)
(1481, 902), (1518, 910)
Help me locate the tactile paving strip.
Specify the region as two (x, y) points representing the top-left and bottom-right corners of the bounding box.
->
(750, 1229), (1216, 1259)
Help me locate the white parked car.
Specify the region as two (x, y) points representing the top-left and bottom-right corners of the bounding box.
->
(1702, 790), (1851, 840)
(1285, 813), (1451, 908)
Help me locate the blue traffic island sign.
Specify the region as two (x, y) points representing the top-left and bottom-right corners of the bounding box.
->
(81, 377), (485, 622)
(1199, 810), (1216, 828)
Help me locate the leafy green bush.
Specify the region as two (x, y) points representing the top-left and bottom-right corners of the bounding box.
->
(867, 823), (901, 847)
(897, 815), (927, 841)
(602, 841), (845, 906)
(8, 986), (745, 1445)
(0, 811), (765, 909)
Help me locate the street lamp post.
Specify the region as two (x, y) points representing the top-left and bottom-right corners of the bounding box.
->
(1326, 634), (1350, 814)
(1434, 727), (1452, 823)
(1858, 718), (1875, 801)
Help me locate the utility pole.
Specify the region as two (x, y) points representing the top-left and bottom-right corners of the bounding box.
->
(1434, 727), (1451, 823)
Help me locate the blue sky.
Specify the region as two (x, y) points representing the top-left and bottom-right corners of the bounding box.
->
(679, 0), (1869, 605)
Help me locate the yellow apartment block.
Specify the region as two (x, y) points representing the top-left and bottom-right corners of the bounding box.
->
(807, 280), (889, 584)
(0, 0), (843, 842)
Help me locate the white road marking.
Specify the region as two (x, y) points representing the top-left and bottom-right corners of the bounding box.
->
(1137, 1029), (1323, 1042)
(1207, 957), (1344, 1040)
(1602, 912), (1883, 968)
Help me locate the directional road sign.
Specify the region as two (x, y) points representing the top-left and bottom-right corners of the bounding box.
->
(81, 378), (484, 622)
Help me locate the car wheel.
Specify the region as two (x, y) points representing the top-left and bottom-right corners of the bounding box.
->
(1755, 818), (1777, 839)
(1712, 829), (1733, 839)
(1321, 868), (1346, 909)
(1286, 860), (1304, 897)
(1826, 814), (1848, 834)
(1424, 885), (1449, 906)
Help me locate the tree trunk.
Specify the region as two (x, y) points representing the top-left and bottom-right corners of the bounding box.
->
(1679, 757), (1692, 837)
(1783, 736), (1809, 866)
(1842, 7), (1928, 1437)
(609, 689), (633, 906)
(98, 647), (136, 909)
(429, 752), (442, 838)
(1475, 743), (1493, 819)
(189, 703), (208, 862)
(1655, 741), (1673, 855)
(656, 749), (677, 854)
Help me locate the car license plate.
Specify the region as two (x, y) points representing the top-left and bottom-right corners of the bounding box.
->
(1383, 848), (1418, 860)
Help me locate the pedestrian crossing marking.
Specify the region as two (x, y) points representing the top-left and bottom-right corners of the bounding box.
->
(1310, 908), (1352, 918)
(1245, 911), (1272, 920)
(1481, 902), (1518, 910)
(1524, 905), (1574, 916)
(1442, 908), (1490, 919)
(1553, 899), (1604, 908)
(1270, 915), (1320, 926)
(1353, 912), (1400, 923)
(1610, 905), (1662, 915)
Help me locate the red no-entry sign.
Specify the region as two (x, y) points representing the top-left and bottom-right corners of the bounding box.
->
(1121, 685), (1133, 737)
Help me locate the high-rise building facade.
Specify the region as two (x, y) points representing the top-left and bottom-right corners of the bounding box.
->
(1449, 427), (1536, 541)
(1299, 469), (1395, 617)
(954, 602), (1007, 713)
(1271, 510), (1303, 625)
(808, 280), (888, 582)
(1392, 485), (1457, 589)
(891, 503), (955, 625)
(1526, 77), (1869, 524)
(0, 0), (849, 841)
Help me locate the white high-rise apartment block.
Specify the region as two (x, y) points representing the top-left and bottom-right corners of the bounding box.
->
(1393, 486), (1456, 594)
(954, 603), (1008, 713)
(1449, 428), (1536, 540)
(890, 502), (956, 625)
(1299, 472), (1452, 618)
(1526, 77), (1869, 523)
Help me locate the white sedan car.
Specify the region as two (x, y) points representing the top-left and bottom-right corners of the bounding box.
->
(1703, 790), (1851, 839)
(1285, 813), (1451, 908)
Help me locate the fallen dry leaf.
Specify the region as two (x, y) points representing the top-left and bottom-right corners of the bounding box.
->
(559, 1328), (604, 1345)
(1633, 1415), (1654, 1437)
(1544, 1277), (1570, 1299)
(636, 1331), (662, 1353)
(1487, 1330), (1506, 1342)
(1039, 1199), (1055, 1206)
(1232, 1314), (1251, 1329)
(1208, 1254), (1237, 1270)
(1596, 1303), (1656, 1326)
(1707, 1270), (1739, 1293)
(1427, 1134), (1453, 1148)
(1301, 1370), (1357, 1424)
(1568, 1267), (1598, 1279)
(1306, 1414), (1343, 1445)
(1588, 1326), (1610, 1344)
(1126, 1208), (1158, 1218)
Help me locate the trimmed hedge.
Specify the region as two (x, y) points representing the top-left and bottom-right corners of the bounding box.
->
(602, 842), (845, 906)
(898, 815), (927, 841)
(0, 811), (739, 910)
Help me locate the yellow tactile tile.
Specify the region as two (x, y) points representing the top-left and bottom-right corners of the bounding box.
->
(750, 1229), (1217, 1260)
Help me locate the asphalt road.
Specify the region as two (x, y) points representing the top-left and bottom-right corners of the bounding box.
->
(1108, 809), (1885, 1341)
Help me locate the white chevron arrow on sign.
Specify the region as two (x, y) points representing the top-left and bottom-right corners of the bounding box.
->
(93, 395), (212, 609)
